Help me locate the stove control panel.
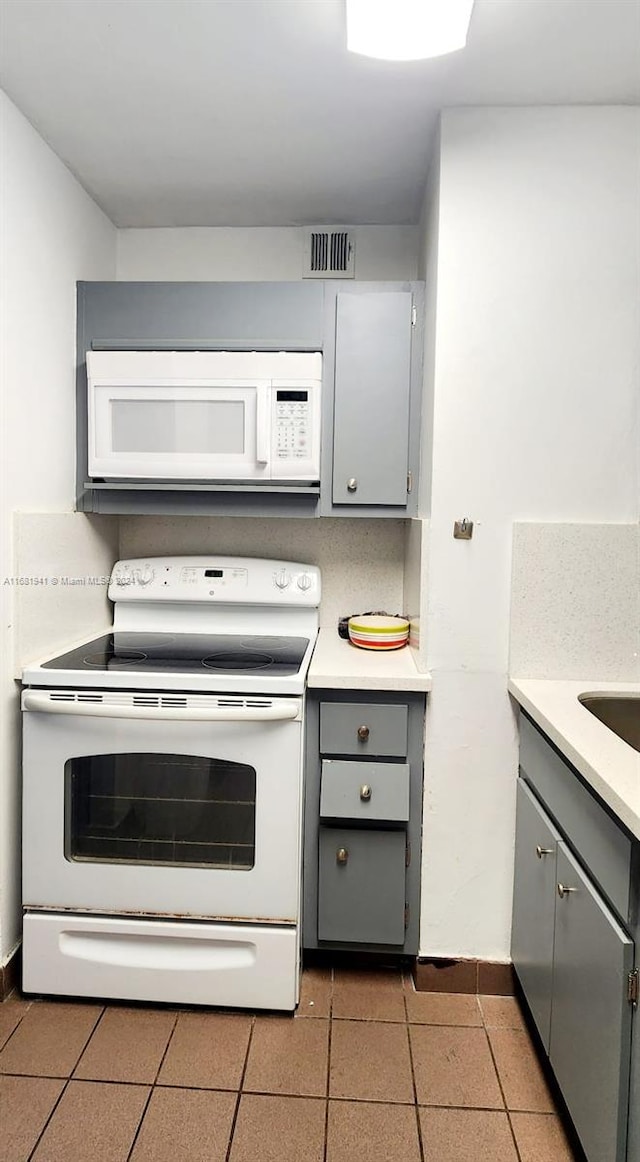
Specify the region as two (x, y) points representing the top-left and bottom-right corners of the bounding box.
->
(108, 557), (321, 606)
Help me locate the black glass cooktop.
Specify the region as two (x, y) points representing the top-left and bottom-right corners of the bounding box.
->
(42, 632), (309, 675)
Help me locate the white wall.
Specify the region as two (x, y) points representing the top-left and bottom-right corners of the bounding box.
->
(0, 92), (117, 965)
(420, 107), (640, 961)
(117, 225), (418, 281)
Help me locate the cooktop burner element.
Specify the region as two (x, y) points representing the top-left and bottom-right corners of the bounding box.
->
(42, 632), (310, 677)
(202, 652), (273, 671)
(82, 651), (147, 667)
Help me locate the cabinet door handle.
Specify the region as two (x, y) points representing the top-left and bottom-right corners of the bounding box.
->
(347, 478), (358, 492)
(536, 845), (554, 859)
(357, 724), (370, 742)
(557, 883), (578, 899)
(336, 848), (349, 865)
(360, 784), (372, 801)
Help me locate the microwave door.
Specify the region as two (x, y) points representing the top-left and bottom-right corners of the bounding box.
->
(88, 382), (271, 481)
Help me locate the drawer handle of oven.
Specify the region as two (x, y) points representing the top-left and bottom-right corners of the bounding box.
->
(21, 692), (301, 722)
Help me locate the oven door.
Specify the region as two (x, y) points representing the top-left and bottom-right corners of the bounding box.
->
(22, 692), (303, 922)
(88, 380), (272, 480)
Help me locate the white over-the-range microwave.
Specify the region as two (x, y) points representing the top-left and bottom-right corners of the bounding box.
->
(86, 350), (322, 484)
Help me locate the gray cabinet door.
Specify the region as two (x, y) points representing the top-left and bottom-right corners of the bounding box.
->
(511, 779), (559, 1051)
(318, 828), (406, 945)
(550, 843), (634, 1162)
(332, 292), (413, 506)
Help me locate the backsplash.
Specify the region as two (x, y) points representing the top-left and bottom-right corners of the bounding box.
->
(13, 513), (118, 676)
(119, 516), (407, 632)
(510, 522), (639, 680)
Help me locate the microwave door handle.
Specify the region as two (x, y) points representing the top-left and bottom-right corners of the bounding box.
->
(21, 691), (300, 722)
(255, 384), (270, 465)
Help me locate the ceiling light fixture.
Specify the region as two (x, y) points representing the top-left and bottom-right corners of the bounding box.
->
(346, 0), (475, 62)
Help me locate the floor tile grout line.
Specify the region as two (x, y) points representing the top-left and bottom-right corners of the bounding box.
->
(224, 1012), (256, 1162)
(70, 1004), (110, 1081)
(323, 998), (333, 1162)
(26, 1076), (72, 1161)
(5, 1069), (554, 1112)
(150, 1009), (181, 1087)
(506, 1109), (526, 1162)
(0, 1000), (34, 1056)
(483, 1024), (524, 1162)
(124, 1008), (181, 1162)
(404, 1001), (426, 1162)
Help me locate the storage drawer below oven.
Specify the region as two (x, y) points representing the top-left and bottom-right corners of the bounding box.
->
(23, 913), (299, 1011)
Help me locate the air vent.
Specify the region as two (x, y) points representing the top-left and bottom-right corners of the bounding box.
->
(303, 229), (355, 279)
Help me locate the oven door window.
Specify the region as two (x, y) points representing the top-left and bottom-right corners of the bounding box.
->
(64, 754), (256, 869)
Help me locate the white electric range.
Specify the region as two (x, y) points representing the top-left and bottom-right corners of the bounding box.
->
(21, 556), (321, 1011)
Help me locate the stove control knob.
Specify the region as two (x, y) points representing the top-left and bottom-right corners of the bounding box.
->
(274, 569), (291, 590)
(137, 566), (155, 587)
(297, 573), (313, 592)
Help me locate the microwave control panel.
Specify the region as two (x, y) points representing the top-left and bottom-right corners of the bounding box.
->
(274, 390), (311, 460)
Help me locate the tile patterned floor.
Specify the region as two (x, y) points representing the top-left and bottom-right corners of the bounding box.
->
(0, 968), (581, 1162)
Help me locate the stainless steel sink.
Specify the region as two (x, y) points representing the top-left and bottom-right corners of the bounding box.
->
(578, 695), (640, 753)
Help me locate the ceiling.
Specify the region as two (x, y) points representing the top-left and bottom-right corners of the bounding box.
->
(1, 0), (638, 228)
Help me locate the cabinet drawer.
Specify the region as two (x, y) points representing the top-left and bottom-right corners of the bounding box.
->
(318, 828), (406, 945)
(320, 703), (408, 757)
(320, 760), (410, 822)
(520, 716), (632, 920)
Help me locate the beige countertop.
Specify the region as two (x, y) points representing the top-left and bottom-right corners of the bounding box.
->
(308, 629), (432, 692)
(508, 678), (640, 840)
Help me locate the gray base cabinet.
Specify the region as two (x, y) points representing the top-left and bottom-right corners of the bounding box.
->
(303, 690), (425, 955)
(512, 714), (638, 1162)
(511, 778), (559, 1051)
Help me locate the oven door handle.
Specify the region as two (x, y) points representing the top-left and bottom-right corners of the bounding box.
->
(21, 692), (301, 722)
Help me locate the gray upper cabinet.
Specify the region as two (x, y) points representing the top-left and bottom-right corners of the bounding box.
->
(79, 280), (325, 351)
(331, 291), (413, 507)
(77, 279), (424, 518)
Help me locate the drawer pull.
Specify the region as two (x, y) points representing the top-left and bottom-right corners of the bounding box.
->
(536, 845), (554, 859)
(557, 883), (578, 899)
(360, 784), (372, 802)
(336, 848), (349, 865)
(357, 725), (370, 742)
(347, 478), (358, 492)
